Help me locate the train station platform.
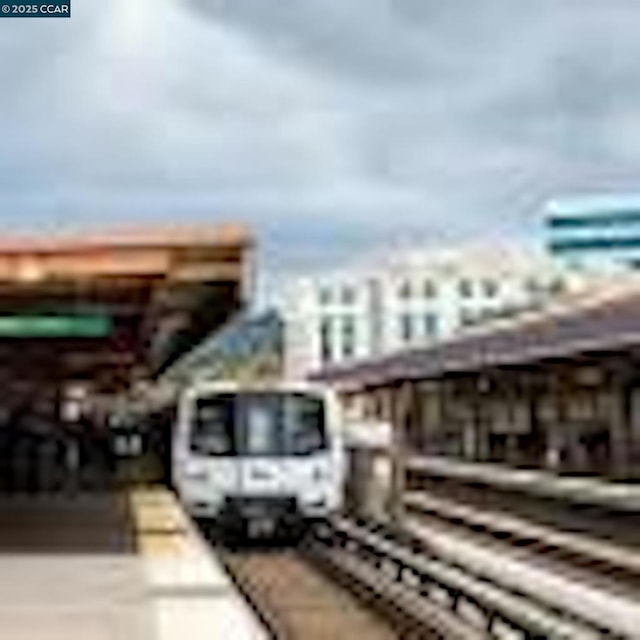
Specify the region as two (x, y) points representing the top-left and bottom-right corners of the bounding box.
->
(0, 489), (267, 640)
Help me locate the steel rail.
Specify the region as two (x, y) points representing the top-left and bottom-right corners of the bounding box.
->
(403, 491), (640, 585)
(308, 517), (627, 639)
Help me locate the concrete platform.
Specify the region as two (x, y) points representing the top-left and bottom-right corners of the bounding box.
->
(130, 488), (268, 640)
(0, 491), (267, 640)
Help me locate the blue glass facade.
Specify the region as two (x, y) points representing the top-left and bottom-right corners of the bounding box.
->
(550, 236), (640, 252)
(545, 199), (640, 269)
(548, 211), (640, 228)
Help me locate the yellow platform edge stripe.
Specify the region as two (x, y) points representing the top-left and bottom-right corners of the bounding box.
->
(127, 487), (191, 558)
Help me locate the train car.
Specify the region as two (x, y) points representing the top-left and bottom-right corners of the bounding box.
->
(172, 379), (345, 536)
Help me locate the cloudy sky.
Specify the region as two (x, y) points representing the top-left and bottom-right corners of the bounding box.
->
(0, 0), (639, 288)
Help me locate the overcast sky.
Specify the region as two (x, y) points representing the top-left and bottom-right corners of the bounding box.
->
(0, 0), (639, 288)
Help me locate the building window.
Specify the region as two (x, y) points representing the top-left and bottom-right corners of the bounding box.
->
(423, 280), (437, 298)
(549, 277), (566, 295)
(424, 313), (438, 337)
(483, 279), (498, 298)
(459, 279), (473, 297)
(319, 287), (332, 305)
(477, 307), (494, 322)
(459, 308), (475, 326)
(320, 317), (333, 363)
(400, 313), (413, 342)
(342, 315), (356, 358)
(341, 286), (356, 305)
(398, 280), (412, 299)
(526, 278), (539, 294)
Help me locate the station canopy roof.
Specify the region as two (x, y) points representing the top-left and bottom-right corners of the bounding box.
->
(311, 283), (640, 389)
(0, 223), (253, 393)
(162, 310), (283, 386)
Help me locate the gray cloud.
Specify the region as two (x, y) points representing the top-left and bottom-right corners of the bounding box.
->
(0, 0), (639, 288)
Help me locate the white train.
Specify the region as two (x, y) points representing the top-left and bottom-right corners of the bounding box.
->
(172, 380), (345, 535)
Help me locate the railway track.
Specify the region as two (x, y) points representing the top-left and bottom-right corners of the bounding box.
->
(407, 461), (640, 548)
(201, 515), (639, 639)
(215, 545), (404, 640)
(317, 517), (632, 639)
(403, 489), (640, 594)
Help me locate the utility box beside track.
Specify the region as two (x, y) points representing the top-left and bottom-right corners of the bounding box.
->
(343, 420), (393, 522)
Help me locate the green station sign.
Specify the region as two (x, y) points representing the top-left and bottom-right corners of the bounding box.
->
(0, 315), (113, 338)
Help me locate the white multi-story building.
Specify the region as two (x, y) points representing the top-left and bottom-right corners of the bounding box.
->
(279, 242), (600, 381)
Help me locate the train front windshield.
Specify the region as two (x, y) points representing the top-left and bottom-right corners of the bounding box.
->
(190, 393), (327, 457)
